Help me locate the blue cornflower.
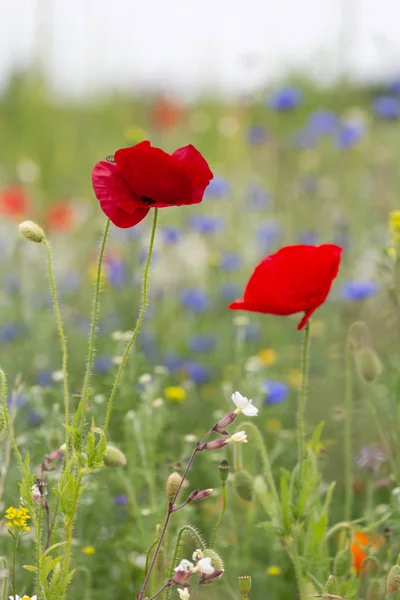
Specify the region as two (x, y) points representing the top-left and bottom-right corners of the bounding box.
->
(220, 252), (242, 271)
(161, 227), (182, 244)
(94, 355), (113, 374)
(373, 96), (400, 120)
(114, 494), (128, 506)
(36, 370), (53, 387)
(340, 281), (380, 301)
(267, 87), (302, 111)
(204, 176), (230, 198)
(388, 79), (400, 95)
(336, 119), (365, 149)
(243, 323), (261, 342)
(247, 125), (268, 146)
(106, 259), (126, 288)
(163, 355), (185, 371)
(0, 322), (20, 343)
(139, 331), (155, 355)
(220, 283), (242, 301)
(246, 183), (272, 210)
(27, 410), (43, 427)
(180, 288), (210, 312)
(262, 381), (289, 405)
(257, 220), (281, 251)
(182, 361), (210, 384)
(189, 335), (216, 353)
(188, 215), (225, 234)
(307, 110), (338, 135)
(6, 394), (27, 409)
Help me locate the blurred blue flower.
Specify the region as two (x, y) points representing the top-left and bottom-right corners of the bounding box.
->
(163, 354), (185, 371)
(6, 394), (27, 409)
(139, 331), (155, 355)
(182, 361), (210, 384)
(0, 322), (20, 343)
(205, 176), (230, 198)
(161, 227), (182, 244)
(247, 125), (268, 146)
(293, 128), (316, 149)
(340, 281), (380, 301)
(189, 335), (216, 353)
(106, 259), (126, 288)
(74, 317), (91, 334)
(36, 370), (53, 387)
(27, 410), (43, 427)
(257, 220), (281, 250)
(267, 87), (302, 111)
(220, 252), (242, 271)
(188, 215), (225, 234)
(114, 494), (128, 506)
(220, 283), (242, 301)
(336, 120), (365, 149)
(299, 230), (318, 245)
(94, 355), (113, 374)
(263, 381), (289, 405)
(307, 110), (338, 135)
(373, 96), (400, 120)
(246, 183), (272, 210)
(59, 272), (81, 292)
(243, 323), (261, 342)
(180, 288), (210, 312)
(388, 79), (400, 95)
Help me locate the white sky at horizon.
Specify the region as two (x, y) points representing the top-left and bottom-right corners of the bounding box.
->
(1, 0), (400, 99)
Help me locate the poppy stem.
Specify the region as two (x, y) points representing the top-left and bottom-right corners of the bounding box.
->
(103, 208), (158, 438)
(297, 320), (311, 474)
(344, 340), (353, 521)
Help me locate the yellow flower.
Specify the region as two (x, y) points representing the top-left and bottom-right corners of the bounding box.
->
(257, 348), (277, 366)
(265, 418), (281, 434)
(208, 251), (221, 267)
(124, 126), (148, 143)
(389, 210), (400, 234)
(164, 386), (186, 403)
(267, 565), (281, 576)
(287, 369), (303, 389)
(88, 263), (106, 286)
(4, 505), (31, 532)
(387, 246), (397, 259)
(82, 545), (96, 555)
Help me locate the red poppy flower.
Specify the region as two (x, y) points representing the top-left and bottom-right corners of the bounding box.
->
(350, 531), (385, 574)
(92, 141), (213, 228)
(229, 244), (342, 330)
(0, 184), (30, 218)
(46, 202), (75, 232)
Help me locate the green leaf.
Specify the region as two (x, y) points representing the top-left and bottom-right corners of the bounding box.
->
(23, 565), (38, 573)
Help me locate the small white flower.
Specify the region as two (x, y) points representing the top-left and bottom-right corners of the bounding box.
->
(177, 588), (190, 600)
(227, 431), (247, 444)
(9, 596), (37, 600)
(392, 487), (400, 495)
(175, 559), (194, 573)
(192, 549), (204, 561)
(51, 370), (64, 382)
(138, 373), (152, 385)
(193, 556), (214, 575)
(231, 391), (258, 417)
(112, 356), (123, 365)
(152, 398), (164, 408)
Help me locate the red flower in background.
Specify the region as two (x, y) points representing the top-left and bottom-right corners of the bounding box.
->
(350, 531), (385, 574)
(92, 141), (213, 228)
(151, 96), (185, 130)
(229, 244), (342, 330)
(0, 185), (30, 218)
(46, 202), (75, 232)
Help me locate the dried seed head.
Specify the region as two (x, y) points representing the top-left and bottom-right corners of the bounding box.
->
(238, 574), (252, 598)
(387, 565), (400, 593)
(219, 460), (231, 483)
(165, 471), (183, 501)
(234, 470), (254, 502)
(19, 220), (45, 243)
(103, 445), (127, 468)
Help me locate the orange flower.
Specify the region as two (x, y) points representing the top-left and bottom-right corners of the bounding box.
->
(351, 531), (385, 574)
(46, 202), (74, 231)
(0, 184), (30, 217)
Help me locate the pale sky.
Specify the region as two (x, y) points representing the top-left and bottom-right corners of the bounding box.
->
(1, 0), (400, 98)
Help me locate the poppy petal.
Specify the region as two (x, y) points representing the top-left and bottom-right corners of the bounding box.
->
(92, 161), (150, 228)
(172, 144), (214, 187)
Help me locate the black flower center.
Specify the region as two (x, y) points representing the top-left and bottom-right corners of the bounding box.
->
(140, 195), (156, 205)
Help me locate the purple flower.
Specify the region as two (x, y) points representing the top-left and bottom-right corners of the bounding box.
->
(355, 445), (386, 474)
(307, 110), (338, 135)
(180, 288), (210, 312)
(94, 355), (113, 374)
(161, 227), (183, 244)
(182, 361), (210, 384)
(267, 87), (302, 111)
(336, 119), (365, 149)
(114, 494), (128, 506)
(247, 125), (268, 146)
(340, 281), (380, 301)
(189, 335), (216, 353)
(188, 215), (225, 234)
(220, 252), (242, 271)
(204, 176), (230, 198)
(262, 381), (289, 405)
(373, 96), (400, 120)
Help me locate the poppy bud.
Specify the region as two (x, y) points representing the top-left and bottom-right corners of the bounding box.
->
(19, 220), (45, 243)
(324, 575), (338, 595)
(367, 578), (385, 600)
(238, 575), (252, 598)
(166, 472), (183, 501)
(387, 565), (400, 593)
(234, 470), (254, 502)
(333, 549), (352, 577)
(355, 347), (383, 384)
(103, 445), (127, 468)
(219, 460), (230, 483)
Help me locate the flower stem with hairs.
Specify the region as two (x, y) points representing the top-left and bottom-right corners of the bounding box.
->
(344, 340), (353, 521)
(297, 320), (311, 473)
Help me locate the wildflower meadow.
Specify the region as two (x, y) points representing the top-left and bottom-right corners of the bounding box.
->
(2, 72), (400, 600)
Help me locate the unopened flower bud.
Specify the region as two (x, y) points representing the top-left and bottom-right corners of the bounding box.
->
(203, 438), (227, 451)
(387, 565), (400, 593)
(219, 460), (230, 483)
(355, 348), (383, 384)
(333, 549), (352, 577)
(228, 431), (247, 444)
(234, 471), (254, 502)
(238, 574), (252, 598)
(187, 489), (213, 503)
(103, 445), (127, 468)
(201, 549), (224, 582)
(19, 220), (45, 243)
(324, 575), (338, 595)
(166, 471), (183, 501)
(45, 446), (65, 463)
(201, 569), (224, 583)
(213, 412), (237, 434)
(367, 578), (385, 600)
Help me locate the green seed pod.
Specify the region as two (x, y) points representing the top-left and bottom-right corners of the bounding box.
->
(103, 445), (127, 468)
(234, 470), (254, 502)
(19, 220), (45, 243)
(367, 578), (385, 600)
(219, 459), (230, 483)
(333, 549), (353, 577)
(165, 471), (182, 501)
(324, 575), (338, 595)
(387, 565), (400, 593)
(238, 574), (252, 598)
(202, 549), (224, 582)
(354, 347), (383, 384)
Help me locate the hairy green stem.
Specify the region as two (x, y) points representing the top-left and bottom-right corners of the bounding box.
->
(344, 342), (353, 521)
(74, 218), (110, 439)
(12, 536), (18, 600)
(297, 321), (311, 474)
(290, 533), (305, 600)
(0, 369), (25, 474)
(61, 470), (83, 599)
(43, 239), (70, 460)
(104, 208), (158, 438)
(210, 482), (227, 548)
(36, 499), (43, 598)
(164, 525), (206, 600)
